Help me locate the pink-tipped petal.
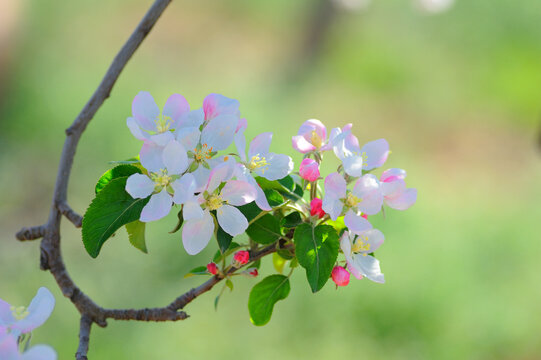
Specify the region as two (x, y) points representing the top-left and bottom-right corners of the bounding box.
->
(299, 158), (320, 182)
(217, 205), (249, 236)
(380, 178), (406, 198)
(132, 91), (159, 131)
(248, 132), (272, 159)
(182, 211), (214, 255)
(14, 287), (55, 334)
(139, 190), (173, 222)
(163, 94), (190, 127)
(361, 139), (390, 171)
(125, 174), (155, 199)
(344, 210), (373, 233)
(220, 180), (257, 206)
(381, 168), (407, 182)
(203, 93), (240, 121)
(385, 188), (417, 210)
(162, 140), (188, 175)
(292, 135), (316, 154)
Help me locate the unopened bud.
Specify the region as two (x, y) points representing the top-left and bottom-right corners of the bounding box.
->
(233, 250), (250, 267)
(207, 262), (218, 275)
(331, 266), (350, 287)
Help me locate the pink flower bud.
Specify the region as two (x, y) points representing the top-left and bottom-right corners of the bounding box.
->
(361, 214), (368, 220)
(310, 198), (326, 219)
(207, 262), (218, 275)
(233, 250), (250, 266)
(242, 267), (258, 277)
(331, 266), (350, 287)
(299, 158), (320, 182)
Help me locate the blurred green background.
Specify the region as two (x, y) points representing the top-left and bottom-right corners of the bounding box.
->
(1, 0), (541, 358)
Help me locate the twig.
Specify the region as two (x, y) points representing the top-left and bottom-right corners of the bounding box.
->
(75, 315), (92, 360)
(15, 225), (46, 241)
(57, 202), (83, 228)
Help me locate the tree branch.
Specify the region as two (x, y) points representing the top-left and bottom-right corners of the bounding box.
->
(15, 225), (46, 241)
(75, 315), (92, 360)
(57, 202), (83, 228)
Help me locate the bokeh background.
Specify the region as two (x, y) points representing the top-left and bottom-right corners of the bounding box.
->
(1, 0), (541, 358)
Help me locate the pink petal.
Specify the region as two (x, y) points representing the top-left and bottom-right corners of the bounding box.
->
(220, 180), (257, 206)
(299, 158), (320, 182)
(381, 168), (407, 182)
(385, 188), (417, 210)
(292, 135), (316, 154)
(203, 93), (240, 121)
(182, 211), (214, 255)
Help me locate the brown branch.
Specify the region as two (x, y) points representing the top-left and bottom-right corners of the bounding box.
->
(15, 225), (46, 241)
(75, 315), (92, 360)
(14, 0), (294, 358)
(57, 202), (83, 227)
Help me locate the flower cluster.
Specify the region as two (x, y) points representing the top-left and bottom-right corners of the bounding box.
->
(0, 287), (57, 359)
(293, 119), (417, 285)
(125, 92), (293, 255)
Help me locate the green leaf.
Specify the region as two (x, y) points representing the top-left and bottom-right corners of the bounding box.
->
(125, 220), (147, 254)
(327, 216), (346, 234)
(277, 248), (294, 260)
(95, 165), (141, 194)
(277, 176), (295, 192)
(273, 253), (287, 274)
(238, 202), (262, 222)
(169, 209), (184, 234)
(264, 189), (285, 207)
(217, 226), (233, 253)
(246, 214), (281, 244)
(248, 275), (290, 326)
(82, 177), (150, 258)
(184, 266), (209, 278)
(226, 279), (234, 291)
(293, 224), (339, 293)
(281, 212), (303, 228)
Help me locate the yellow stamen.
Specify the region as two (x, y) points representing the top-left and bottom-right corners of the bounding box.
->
(247, 155), (269, 173)
(10, 306), (29, 320)
(150, 169), (172, 187)
(194, 144), (213, 161)
(310, 130), (323, 149)
(155, 115), (172, 133)
(352, 235), (371, 254)
(206, 194), (223, 211)
(345, 192), (361, 207)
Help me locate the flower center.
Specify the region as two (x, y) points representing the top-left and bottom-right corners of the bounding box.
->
(150, 169), (172, 188)
(206, 194), (224, 211)
(194, 144), (213, 162)
(10, 306), (29, 320)
(310, 130), (323, 149)
(345, 192), (361, 207)
(247, 155), (269, 173)
(155, 115), (172, 133)
(352, 235), (370, 255)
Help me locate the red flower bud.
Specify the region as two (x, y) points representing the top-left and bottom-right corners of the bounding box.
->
(242, 267), (258, 277)
(310, 198), (326, 219)
(207, 262), (218, 275)
(331, 266), (350, 287)
(233, 250), (250, 266)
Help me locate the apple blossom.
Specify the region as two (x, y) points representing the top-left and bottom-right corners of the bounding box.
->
(0, 287), (55, 337)
(331, 266), (350, 287)
(181, 164), (257, 255)
(127, 91), (190, 146)
(126, 140), (191, 222)
(234, 128), (293, 210)
(340, 230), (385, 283)
(292, 119), (333, 154)
(299, 158), (320, 182)
(380, 168), (417, 210)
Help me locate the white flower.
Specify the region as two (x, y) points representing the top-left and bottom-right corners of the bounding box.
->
(340, 230), (385, 284)
(0, 332), (56, 360)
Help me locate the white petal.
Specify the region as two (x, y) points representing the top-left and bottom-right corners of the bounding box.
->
(163, 93), (190, 126)
(162, 140), (188, 175)
(175, 127), (201, 150)
(191, 166), (211, 193)
(248, 132), (272, 159)
(342, 155), (364, 177)
(220, 180), (257, 206)
(339, 231), (352, 256)
(206, 160), (235, 193)
(139, 141), (164, 173)
(358, 229), (385, 253)
(132, 91), (159, 131)
(178, 108), (204, 128)
(361, 139), (389, 171)
(385, 188), (417, 210)
(352, 174), (383, 215)
(0, 299), (15, 327)
(255, 153), (293, 181)
(324, 172), (347, 199)
(125, 174), (154, 199)
(0, 334), (20, 360)
(344, 210), (373, 233)
(140, 190), (173, 222)
(200, 114), (237, 151)
(217, 205), (249, 236)
(234, 127), (247, 162)
(171, 174), (196, 204)
(380, 179), (406, 198)
(182, 210), (214, 255)
(322, 196), (344, 221)
(14, 287), (55, 334)
(21, 345), (57, 360)
(149, 132), (174, 147)
(354, 254), (385, 283)
(182, 199), (204, 221)
(127, 117), (149, 141)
